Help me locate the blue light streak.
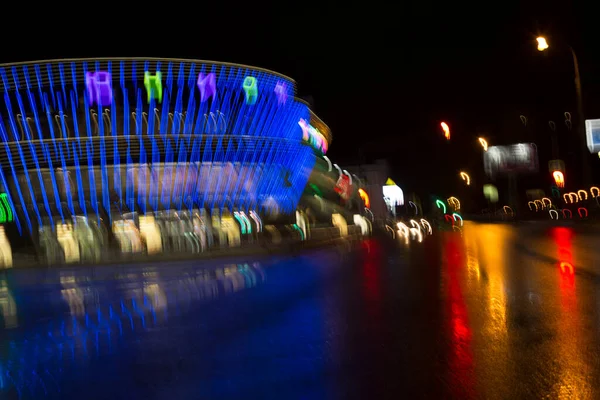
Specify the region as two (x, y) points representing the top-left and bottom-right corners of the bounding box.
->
(0, 59), (317, 236)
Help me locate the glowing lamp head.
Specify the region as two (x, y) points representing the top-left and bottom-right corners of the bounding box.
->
(552, 170), (565, 188)
(536, 37), (549, 51)
(478, 137), (488, 151)
(440, 122), (450, 140)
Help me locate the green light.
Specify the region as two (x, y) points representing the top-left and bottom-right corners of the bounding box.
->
(292, 224), (305, 240)
(435, 200), (446, 214)
(483, 184), (499, 203)
(309, 184), (323, 197)
(243, 76), (258, 105)
(0, 193), (12, 222)
(234, 213), (246, 234)
(144, 71), (163, 104)
(241, 213), (252, 234)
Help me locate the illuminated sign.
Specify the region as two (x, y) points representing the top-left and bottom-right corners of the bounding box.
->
(197, 72), (217, 102)
(274, 81), (288, 106)
(335, 174), (351, 200)
(86, 70), (271, 108)
(298, 118), (328, 154)
(85, 71), (112, 106)
(585, 119), (600, 153)
(144, 71), (163, 104)
(484, 143), (538, 177)
(383, 178), (404, 207)
(243, 76), (258, 105)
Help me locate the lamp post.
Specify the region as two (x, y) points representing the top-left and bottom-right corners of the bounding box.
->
(536, 36), (591, 185)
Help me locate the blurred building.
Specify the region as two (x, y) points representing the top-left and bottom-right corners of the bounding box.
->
(345, 159), (391, 222)
(0, 58), (333, 259)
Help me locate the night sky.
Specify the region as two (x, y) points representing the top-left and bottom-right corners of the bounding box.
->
(0, 0), (597, 204)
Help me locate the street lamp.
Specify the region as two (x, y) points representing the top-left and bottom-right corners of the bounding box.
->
(535, 35), (590, 184)
(440, 122), (450, 140)
(478, 137), (488, 151)
(459, 171), (470, 185)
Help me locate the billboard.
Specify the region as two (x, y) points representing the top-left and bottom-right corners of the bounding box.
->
(484, 143), (538, 178)
(585, 119), (600, 153)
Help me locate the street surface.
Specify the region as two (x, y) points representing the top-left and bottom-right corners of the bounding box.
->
(1, 222), (600, 399)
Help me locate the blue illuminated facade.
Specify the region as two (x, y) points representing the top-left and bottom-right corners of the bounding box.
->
(0, 58), (323, 236)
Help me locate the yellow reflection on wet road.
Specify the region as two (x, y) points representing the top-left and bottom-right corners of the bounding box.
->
(460, 223), (511, 397)
(452, 222), (597, 399)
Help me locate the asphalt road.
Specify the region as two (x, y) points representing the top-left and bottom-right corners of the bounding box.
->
(1, 222), (600, 399)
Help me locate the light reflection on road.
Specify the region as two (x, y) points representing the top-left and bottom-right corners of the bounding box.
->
(443, 222), (599, 399)
(0, 261), (265, 397)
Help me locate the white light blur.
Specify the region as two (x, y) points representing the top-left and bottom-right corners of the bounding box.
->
(420, 218), (432, 235)
(409, 219), (421, 233)
(322, 155), (333, 172)
(383, 185), (404, 206)
(385, 224), (396, 239)
(410, 227), (423, 243)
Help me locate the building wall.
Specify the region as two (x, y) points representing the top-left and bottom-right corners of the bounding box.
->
(345, 159), (390, 222)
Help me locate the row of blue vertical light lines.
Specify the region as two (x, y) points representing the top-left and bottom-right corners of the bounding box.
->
(0, 263), (265, 396)
(0, 60), (315, 235)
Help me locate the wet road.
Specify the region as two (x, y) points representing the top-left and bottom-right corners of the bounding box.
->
(1, 222), (600, 399)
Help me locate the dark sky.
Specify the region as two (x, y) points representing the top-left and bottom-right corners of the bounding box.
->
(0, 0), (597, 203)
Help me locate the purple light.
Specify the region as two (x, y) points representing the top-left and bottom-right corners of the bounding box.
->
(85, 71), (113, 106)
(274, 81), (287, 106)
(197, 72), (216, 102)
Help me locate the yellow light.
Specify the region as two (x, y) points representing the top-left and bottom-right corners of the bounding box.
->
(542, 197), (552, 207)
(440, 122), (450, 140)
(552, 170), (565, 188)
(448, 196), (460, 211)
(358, 188), (370, 208)
(536, 36), (549, 51)
(459, 171), (470, 185)
(478, 137), (488, 151)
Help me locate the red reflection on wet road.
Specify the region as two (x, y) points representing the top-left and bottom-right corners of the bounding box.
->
(442, 233), (475, 398)
(551, 227), (576, 308)
(361, 239), (383, 330)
